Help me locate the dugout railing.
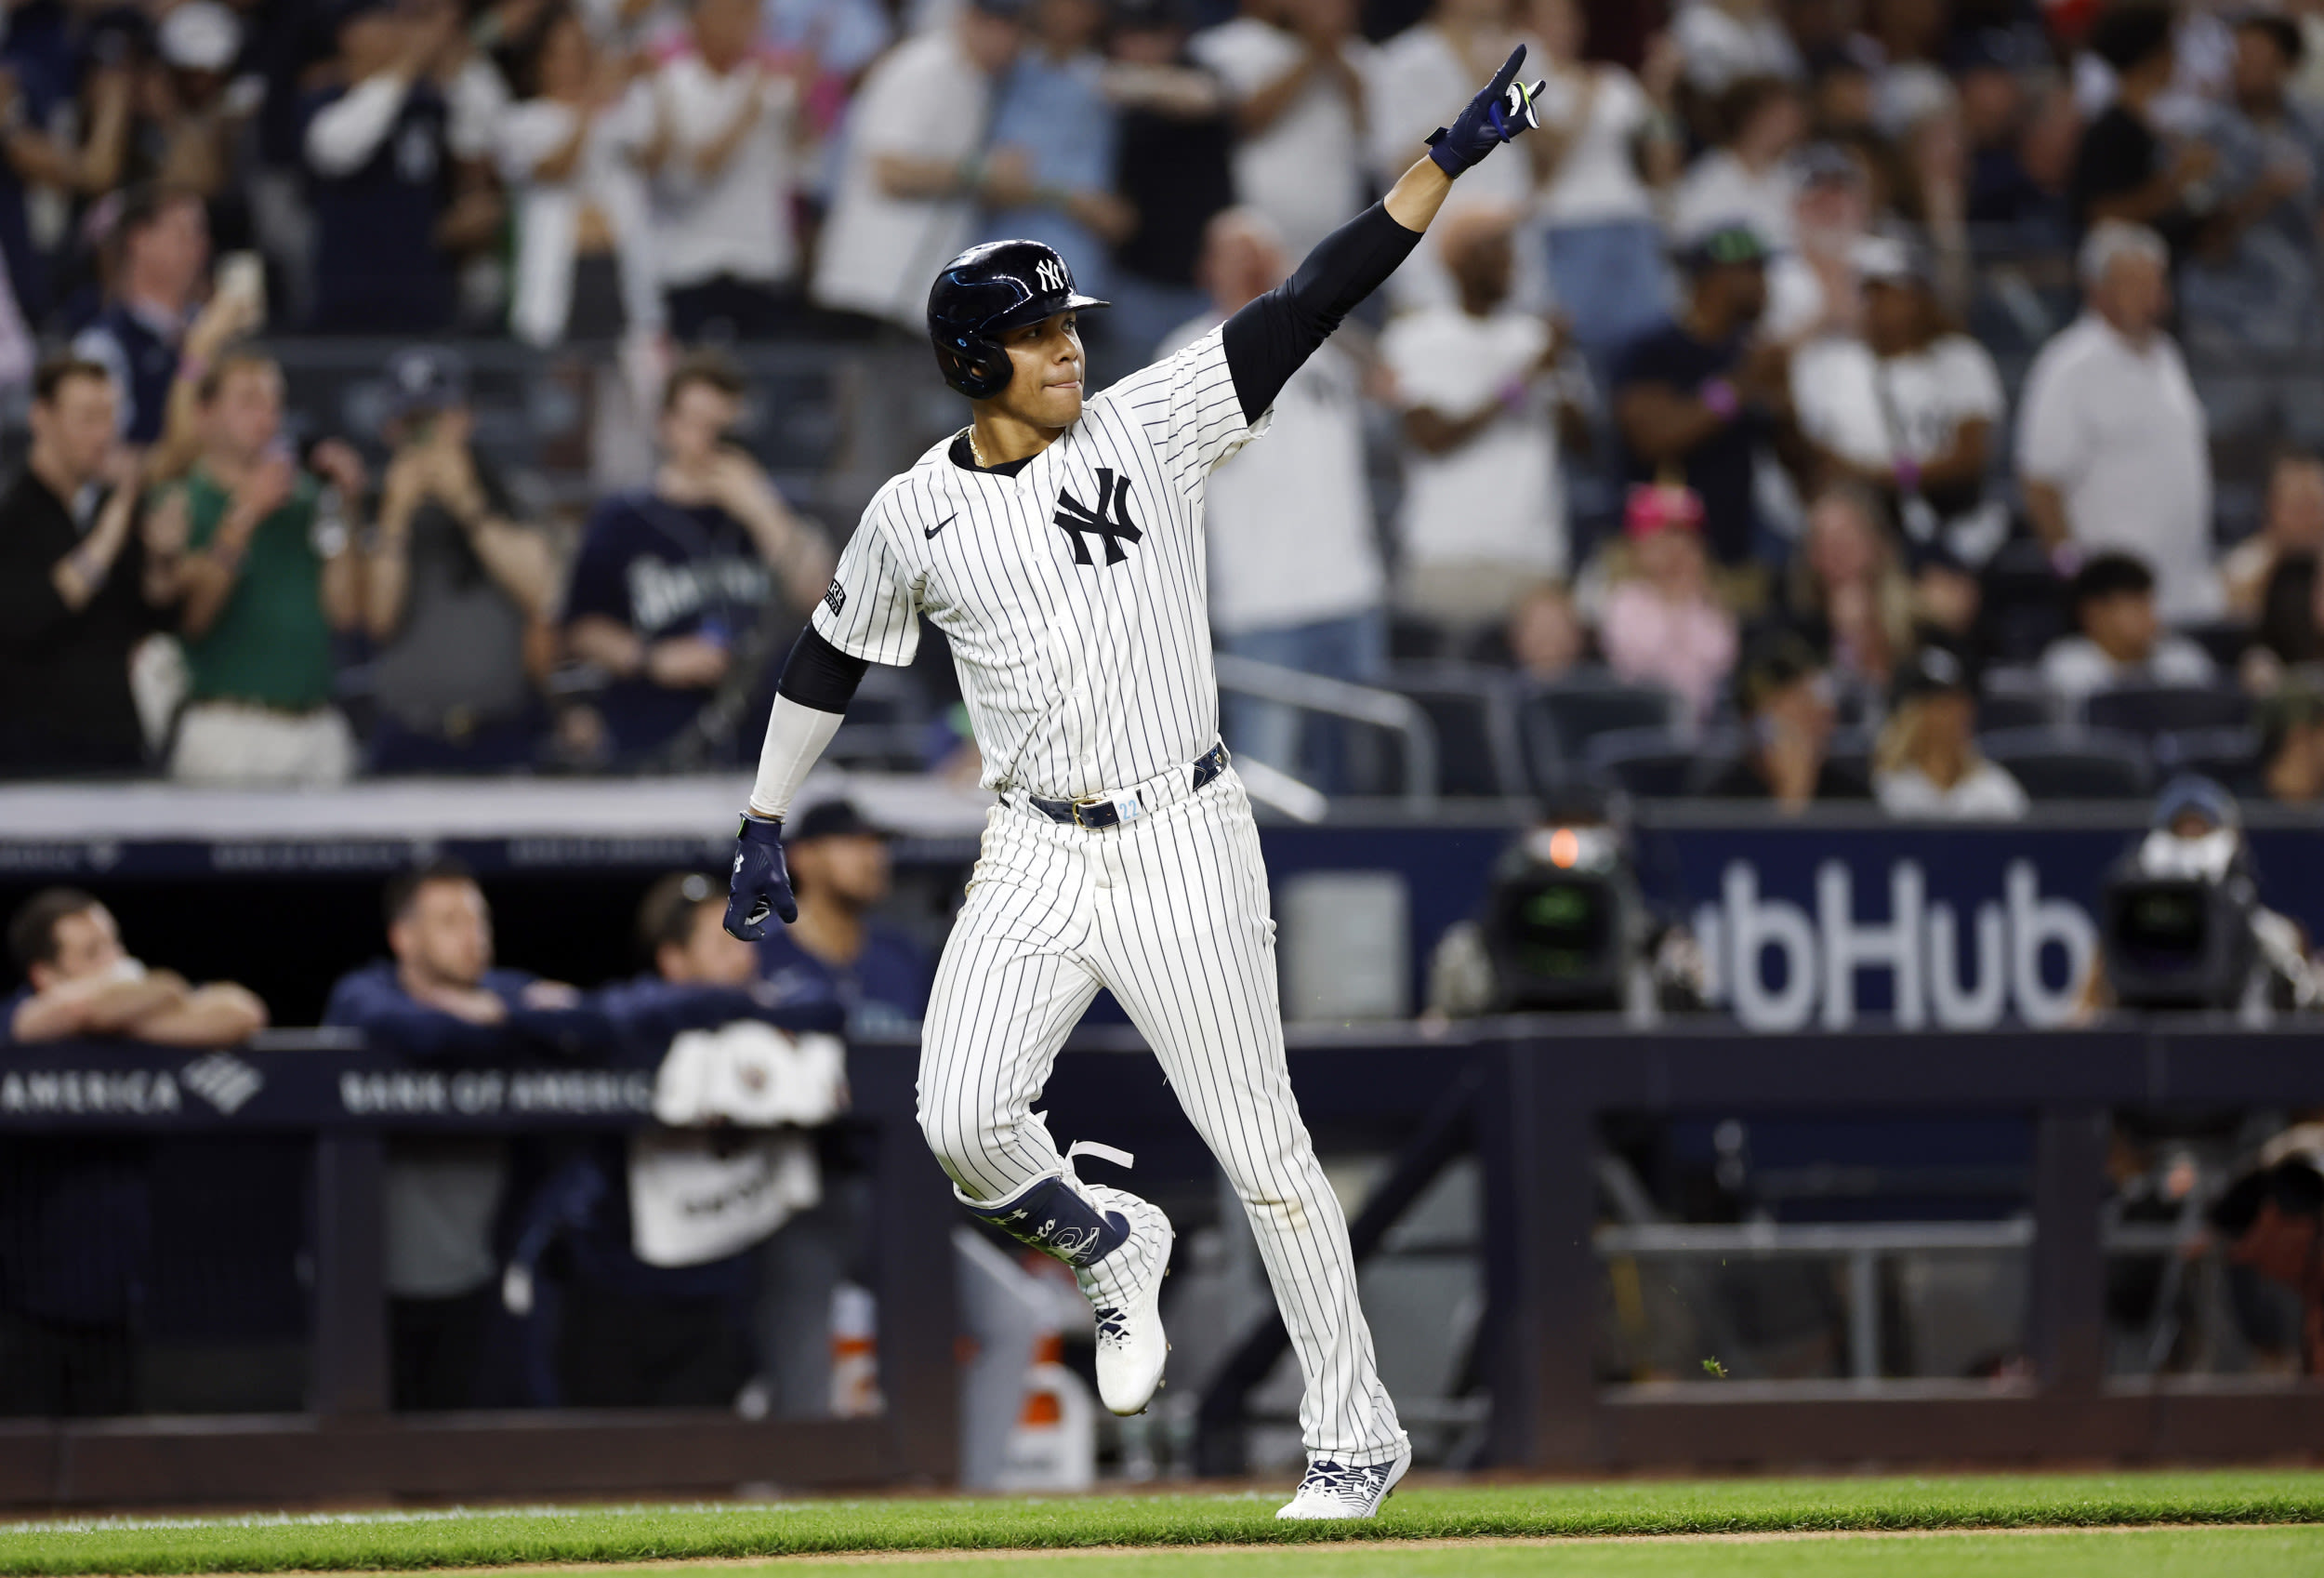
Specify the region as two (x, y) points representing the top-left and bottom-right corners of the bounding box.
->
(5, 1023), (2323, 1506)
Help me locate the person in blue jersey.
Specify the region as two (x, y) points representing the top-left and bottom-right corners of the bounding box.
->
(561, 351), (830, 764)
(755, 799), (931, 1036)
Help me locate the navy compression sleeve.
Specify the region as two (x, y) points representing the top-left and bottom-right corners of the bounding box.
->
(775, 625), (871, 714)
(1221, 203), (1423, 423)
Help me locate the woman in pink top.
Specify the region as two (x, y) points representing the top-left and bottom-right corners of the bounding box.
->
(1598, 482), (1738, 719)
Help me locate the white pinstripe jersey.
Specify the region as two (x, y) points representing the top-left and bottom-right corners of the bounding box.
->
(812, 325), (1267, 801)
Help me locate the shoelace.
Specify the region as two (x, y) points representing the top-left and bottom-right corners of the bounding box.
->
(1093, 1306), (1128, 1343)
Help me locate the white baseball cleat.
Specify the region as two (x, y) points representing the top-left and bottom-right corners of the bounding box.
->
(1074, 1184), (1173, 1416)
(1274, 1442), (1412, 1520)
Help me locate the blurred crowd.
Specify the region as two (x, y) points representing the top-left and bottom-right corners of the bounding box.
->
(2, 0), (2324, 811)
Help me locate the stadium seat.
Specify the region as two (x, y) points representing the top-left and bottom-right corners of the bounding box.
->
(1583, 726), (1705, 798)
(1977, 539), (2070, 665)
(2083, 684), (2251, 739)
(2182, 621), (2253, 670)
(2152, 726), (2262, 783)
(1517, 672), (1686, 789)
(1980, 726), (2155, 800)
(1977, 666), (2063, 732)
(1380, 663), (1527, 799)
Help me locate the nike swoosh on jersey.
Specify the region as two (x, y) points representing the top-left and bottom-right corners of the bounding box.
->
(925, 513), (957, 540)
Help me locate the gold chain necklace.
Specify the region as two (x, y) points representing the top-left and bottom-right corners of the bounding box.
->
(968, 427), (989, 470)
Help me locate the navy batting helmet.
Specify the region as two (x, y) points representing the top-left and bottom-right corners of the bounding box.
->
(926, 239), (1107, 400)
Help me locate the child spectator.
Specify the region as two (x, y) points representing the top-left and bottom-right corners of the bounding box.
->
(1701, 630), (1870, 809)
(1670, 75), (1806, 250)
(1873, 643), (2028, 821)
(1782, 484), (1918, 702)
(1598, 483), (1737, 721)
(2040, 551), (2219, 703)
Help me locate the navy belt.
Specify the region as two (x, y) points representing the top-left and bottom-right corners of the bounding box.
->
(1022, 741), (1230, 829)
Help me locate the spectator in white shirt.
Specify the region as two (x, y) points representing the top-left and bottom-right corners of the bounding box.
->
(1874, 642), (2029, 821)
(1190, 0), (1371, 259)
(1381, 202), (1579, 637)
(1161, 209), (1382, 789)
(495, 6), (659, 347)
(1527, 0), (1683, 355)
(634, 0), (804, 341)
(1670, 74), (1807, 252)
(1368, 0), (1538, 310)
(2040, 551), (2219, 703)
(1790, 235), (2011, 571)
(2018, 221), (2222, 624)
(811, 0), (1026, 330)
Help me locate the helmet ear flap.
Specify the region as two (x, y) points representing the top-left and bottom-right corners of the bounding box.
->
(935, 334), (1015, 401)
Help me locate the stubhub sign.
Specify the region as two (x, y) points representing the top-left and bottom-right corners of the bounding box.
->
(1691, 858), (2096, 1030)
(1640, 820), (2324, 1033)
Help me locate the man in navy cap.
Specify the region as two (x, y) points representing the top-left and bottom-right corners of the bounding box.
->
(755, 799), (931, 1036)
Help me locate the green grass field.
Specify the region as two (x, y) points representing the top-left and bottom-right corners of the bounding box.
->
(3, 1471), (2322, 1575)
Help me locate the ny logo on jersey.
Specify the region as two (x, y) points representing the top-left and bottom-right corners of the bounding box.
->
(1053, 469), (1142, 567)
(1036, 259), (1067, 294)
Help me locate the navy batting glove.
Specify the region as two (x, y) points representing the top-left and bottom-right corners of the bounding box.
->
(724, 814), (797, 940)
(1426, 46), (1543, 179)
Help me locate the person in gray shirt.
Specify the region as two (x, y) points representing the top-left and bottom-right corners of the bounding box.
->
(361, 347), (559, 771)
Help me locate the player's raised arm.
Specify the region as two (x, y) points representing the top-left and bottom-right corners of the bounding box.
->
(1220, 46), (1542, 424)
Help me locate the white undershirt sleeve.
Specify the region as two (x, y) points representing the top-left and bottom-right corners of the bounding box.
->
(306, 74), (413, 177)
(747, 695), (845, 820)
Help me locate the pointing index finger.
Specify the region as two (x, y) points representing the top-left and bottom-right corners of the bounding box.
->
(1487, 44), (1526, 98)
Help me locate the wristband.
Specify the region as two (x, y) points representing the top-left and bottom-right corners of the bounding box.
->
(178, 353), (209, 386)
(1698, 378), (1739, 420)
(1893, 457), (1921, 494)
(1498, 375), (1530, 413)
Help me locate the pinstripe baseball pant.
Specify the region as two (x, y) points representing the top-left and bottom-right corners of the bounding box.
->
(918, 766), (1407, 1466)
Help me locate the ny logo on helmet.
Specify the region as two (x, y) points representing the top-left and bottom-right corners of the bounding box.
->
(1036, 259), (1067, 295)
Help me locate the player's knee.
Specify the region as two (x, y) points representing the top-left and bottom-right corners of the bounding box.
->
(917, 1099), (1001, 1179)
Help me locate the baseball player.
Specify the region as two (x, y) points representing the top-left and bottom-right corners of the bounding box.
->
(726, 48), (1543, 1518)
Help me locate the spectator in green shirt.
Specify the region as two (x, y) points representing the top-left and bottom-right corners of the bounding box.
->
(156, 350), (368, 785)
